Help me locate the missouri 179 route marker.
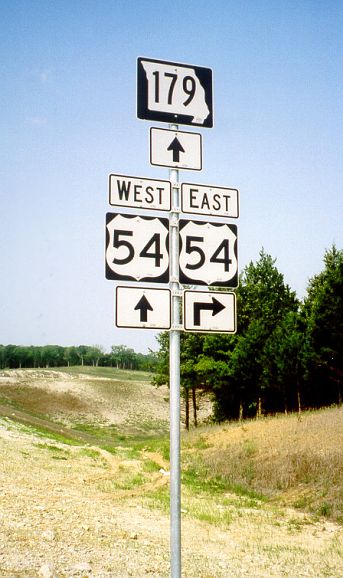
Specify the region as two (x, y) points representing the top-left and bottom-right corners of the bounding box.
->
(137, 57), (213, 128)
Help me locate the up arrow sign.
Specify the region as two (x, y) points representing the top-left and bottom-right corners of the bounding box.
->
(134, 294), (153, 322)
(116, 286), (171, 329)
(167, 137), (185, 163)
(150, 127), (202, 171)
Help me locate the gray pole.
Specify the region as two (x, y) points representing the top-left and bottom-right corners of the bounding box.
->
(169, 124), (181, 578)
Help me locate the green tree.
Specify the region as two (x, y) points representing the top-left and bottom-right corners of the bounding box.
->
(135, 350), (158, 371)
(14, 346), (33, 368)
(303, 245), (343, 406)
(153, 332), (170, 386)
(208, 250), (298, 420)
(153, 331), (204, 429)
(64, 346), (79, 367)
(110, 344), (136, 369)
(180, 333), (205, 429)
(263, 310), (310, 414)
(195, 333), (238, 421)
(0, 345), (5, 369)
(85, 345), (105, 367)
(32, 346), (42, 368)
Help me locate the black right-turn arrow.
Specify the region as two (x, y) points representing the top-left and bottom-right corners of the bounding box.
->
(193, 297), (225, 326)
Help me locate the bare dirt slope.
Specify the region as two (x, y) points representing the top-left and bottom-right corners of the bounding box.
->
(0, 369), (171, 432)
(0, 370), (342, 577)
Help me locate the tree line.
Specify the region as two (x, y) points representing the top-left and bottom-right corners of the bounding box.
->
(0, 344), (157, 372)
(154, 245), (343, 426)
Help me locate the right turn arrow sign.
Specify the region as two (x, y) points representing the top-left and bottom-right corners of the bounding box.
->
(184, 290), (236, 333)
(193, 296), (226, 326)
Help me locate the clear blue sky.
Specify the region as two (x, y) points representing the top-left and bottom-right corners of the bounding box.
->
(1, 0), (342, 353)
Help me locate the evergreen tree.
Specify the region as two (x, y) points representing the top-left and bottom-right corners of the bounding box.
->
(204, 250), (298, 420)
(303, 245), (343, 406)
(263, 310), (310, 414)
(153, 331), (205, 428)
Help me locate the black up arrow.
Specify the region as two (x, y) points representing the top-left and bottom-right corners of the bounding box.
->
(134, 295), (153, 322)
(167, 137), (185, 162)
(193, 297), (225, 326)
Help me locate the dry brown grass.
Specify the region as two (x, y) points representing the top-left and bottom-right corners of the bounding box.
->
(2, 415), (343, 577)
(183, 406), (343, 523)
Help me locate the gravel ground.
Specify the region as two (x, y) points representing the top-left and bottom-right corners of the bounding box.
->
(0, 371), (342, 577)
(1, 417), (343, 578)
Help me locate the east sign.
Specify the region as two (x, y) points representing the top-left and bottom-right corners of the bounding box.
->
(181, 182), (239, 218)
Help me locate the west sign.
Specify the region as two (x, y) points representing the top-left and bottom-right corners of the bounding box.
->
(109, 174), (171, 212)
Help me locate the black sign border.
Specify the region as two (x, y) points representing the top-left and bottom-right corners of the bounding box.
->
(179, 219), (238, 288)
(109, 173), (171, 212)
(115, 286), (171, 330)
(183, 289), (237, 334)
(181, 182), (240, 218)
(150, 127), (203, 171)
(137, 57), (213, 128)
(105, 213), (169, 284)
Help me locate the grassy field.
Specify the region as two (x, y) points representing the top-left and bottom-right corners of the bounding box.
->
(0, 367), (342, 576)
(1, 366), (342, 524)
(182, 407), (343, 524)
(54, 365), (153, 381)
(0, 366), (169, 443)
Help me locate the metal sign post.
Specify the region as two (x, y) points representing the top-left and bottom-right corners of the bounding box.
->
(102, 53), (242, 578)
(104, 56), (239, 578)
(106, 56), (240, 577)
(169, 124), (182, 578)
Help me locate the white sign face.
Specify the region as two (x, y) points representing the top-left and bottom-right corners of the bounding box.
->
(116, 286), (171, 329)
(179, 219), (238, 287)
(109, 174), (171, 212)
(181, 183), (239, 218)
(105, 213), (169, 283)
(150, 127), (202, 171)
(184, 291), (236, 333)
(137, 57), (213, 128)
